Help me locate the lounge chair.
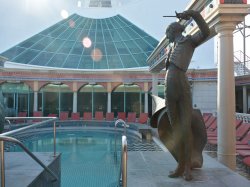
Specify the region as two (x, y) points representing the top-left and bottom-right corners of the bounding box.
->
(138, 113), (148, 124)
(16, 112), (27, 123)
(33, 111), (43, 122)
(60, 111), (69, 121)
(208, 121), (250, 145)
(117, 112), (126, 121)
(203, 113), (212, 123)
(71, 112), (80, 120)
(106, 112), (114, 121)
(95, 111), (104, 121)
(127, 112), (136, 123)
(83, 112), (92, 120)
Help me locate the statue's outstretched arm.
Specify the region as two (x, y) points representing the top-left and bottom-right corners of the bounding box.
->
(177, 10), (210, 46)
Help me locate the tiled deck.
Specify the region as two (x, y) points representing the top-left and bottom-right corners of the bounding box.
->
(127, 150), (250, 187)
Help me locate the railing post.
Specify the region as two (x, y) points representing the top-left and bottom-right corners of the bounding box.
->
(122, 135), (127, 187)
(53, 121), (56, 157)
(0, 140), (5, 187)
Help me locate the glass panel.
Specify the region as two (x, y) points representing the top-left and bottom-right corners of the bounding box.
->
(105, 42), (117, 55)
(45, 39), (63, 52)
(31, 36), (54, 50)
(18, 93), (28, 113)
(13, 49), (40, 64)
(30, 52), (53, 66)
(120, 55), (137, 68)
(111, 92), (124, 117)
(78, 56), (93, 69)
(124, 40), (142, 53)
(46, 54), (67, 67)
(71, 42), (84, 55)
(38, 92), (43, 112)
(107, 55), (123, 69)
(102, 30), (112, 41)
(57, 41), (75, 54)
(43, 92), (59, 116)
(143, 36), (159, 47)
(114, 42), (130, 54)
(93, 92), (107, 114)
(60, 93), (73, 116)
(18, 34), (43, 48)
(1, 47), (26, 60)
(110, 30), (122, 42)
(126, 92), (140, 115)
(134, 38), (154, 52)
(82, 92), (92, 112)
(116, 28), (131, 40)
(93, 56), (108, 69)
(123, 27), (140, 39)
(132, 53), (148, 66)
(95, 31), (104, 43)
(63, 55), (81, 68)
(51, 25), (68, 38)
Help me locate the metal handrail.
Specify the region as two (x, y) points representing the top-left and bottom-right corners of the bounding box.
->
(121, 135), (127, 187)
(1, 117), (58, 187)
(0, 135), (58, 187)
(115, 119), (129, 136)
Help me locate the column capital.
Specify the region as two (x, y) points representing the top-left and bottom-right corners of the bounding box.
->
(214, 22), (237, 34)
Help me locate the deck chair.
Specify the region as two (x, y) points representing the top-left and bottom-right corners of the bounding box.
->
(207, 119), (243, 138)
(60, 111), (69, 121)
(95, 111), (104, 121)
(106, 112), (114, 121)
(205, 116), (216, 129)
(237, 149), (250, 158)
(208, 121), (250, 145)
(138, 113), (148, 124)
(127, 112), (136, 123)
(33, 111), (43, 122)
(48, 113), (57, 117)
(243, 156), (250, 168)
(203, 113), (212, 123)
(117, 112), (126, 121)
(71, 112), (80, 120)
(16, 112), (27, 123)
(83, 112), (92, 120)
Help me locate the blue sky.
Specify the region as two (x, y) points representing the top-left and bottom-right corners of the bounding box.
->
(0, 0), (249, 69)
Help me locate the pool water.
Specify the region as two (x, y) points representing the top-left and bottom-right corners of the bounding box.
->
(10, 130), (124, 187)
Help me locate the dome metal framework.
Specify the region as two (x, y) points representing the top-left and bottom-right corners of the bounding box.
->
(0, 14), (158, 70)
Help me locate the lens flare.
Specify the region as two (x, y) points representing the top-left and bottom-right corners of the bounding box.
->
(61, 9), (69, 19)
(69, 20), (75, 28)
(82, 37), (92, 48)
(91, 48), (103, 62)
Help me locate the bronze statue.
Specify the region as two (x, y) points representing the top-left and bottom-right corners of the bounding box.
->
(150, 10), (209, 181)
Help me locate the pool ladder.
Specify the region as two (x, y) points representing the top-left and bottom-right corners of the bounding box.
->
(0, 117), (59, 187)
(115, 119), (128, 187)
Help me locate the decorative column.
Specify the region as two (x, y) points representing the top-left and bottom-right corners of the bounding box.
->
(144, 82), (149, 113)
(243, 86), (247, 113)
(72, 82), (78, 113)
(152, 73), (158, 96)
(152, 73), (158, 113)
(215, 22), (237, 170)
(33, 81), (39, 112)
(107, 83), (112, 113)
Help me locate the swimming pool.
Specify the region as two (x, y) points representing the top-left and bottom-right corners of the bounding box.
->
(9, 129), (131, 187)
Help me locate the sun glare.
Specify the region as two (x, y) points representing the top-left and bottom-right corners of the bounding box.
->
(61, 9), (69, 19)
(82, 37), (92, 48)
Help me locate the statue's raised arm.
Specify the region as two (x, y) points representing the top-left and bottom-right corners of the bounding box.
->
(176, 10), (210, 46)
